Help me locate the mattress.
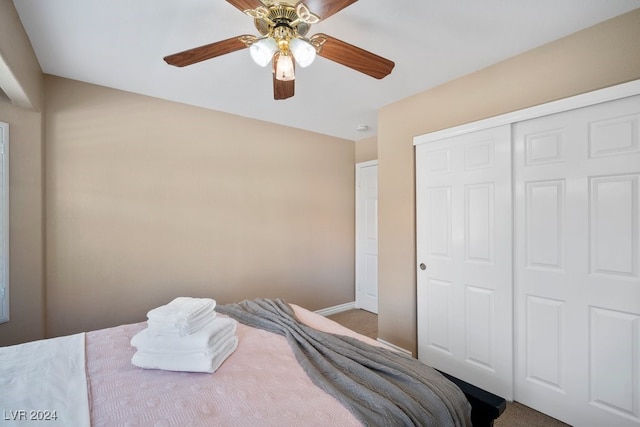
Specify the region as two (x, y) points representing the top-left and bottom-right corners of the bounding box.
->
(3, 303), (473, 426)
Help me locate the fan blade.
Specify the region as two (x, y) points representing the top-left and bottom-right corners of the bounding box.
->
(273, 76), (295, 100)
(311, 33), (394, 79)
(226, 0), (265, 13)
(164, 36), (252, 67)
(301, 0), (358, 21)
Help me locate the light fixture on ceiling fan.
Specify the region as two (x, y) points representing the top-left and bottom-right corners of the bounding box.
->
(163, 0), (395, 100)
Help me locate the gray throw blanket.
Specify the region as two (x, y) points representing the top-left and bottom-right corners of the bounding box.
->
(216, 298), (471, 427)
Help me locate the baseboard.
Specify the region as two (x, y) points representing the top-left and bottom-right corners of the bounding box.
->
(314, 301), (356, 317)
(314, 304), (413, 357)
(376, 338), (413, 356)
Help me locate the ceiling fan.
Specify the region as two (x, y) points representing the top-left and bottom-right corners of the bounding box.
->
(163, 0), (395, 100)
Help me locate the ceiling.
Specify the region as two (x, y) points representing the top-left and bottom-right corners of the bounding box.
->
(13, 0), (640, 141)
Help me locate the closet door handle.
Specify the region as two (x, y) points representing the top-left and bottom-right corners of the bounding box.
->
(419, 263), (426, 271)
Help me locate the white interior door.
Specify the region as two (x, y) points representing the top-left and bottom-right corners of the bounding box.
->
(355, 161), (378, 314)
(513, 95), (640, 427)
(416, 125), (513, 399)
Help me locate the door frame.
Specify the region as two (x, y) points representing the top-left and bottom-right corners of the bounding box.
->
(355, 160), (378, 313)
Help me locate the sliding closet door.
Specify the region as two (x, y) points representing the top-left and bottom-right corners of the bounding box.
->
(513, 95), (640, 427)
(416, 125), (513, 399)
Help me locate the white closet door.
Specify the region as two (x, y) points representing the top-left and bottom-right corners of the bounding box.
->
(416, 125), (513, 399)
(514, 95), (640, 427)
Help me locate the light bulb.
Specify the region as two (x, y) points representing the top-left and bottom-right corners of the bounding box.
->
(290, 38), (316, 68)
(274, 52), (295, 81)
(249, 37), (278, 67)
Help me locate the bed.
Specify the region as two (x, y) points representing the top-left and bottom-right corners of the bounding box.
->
(1, 298), (505, 426)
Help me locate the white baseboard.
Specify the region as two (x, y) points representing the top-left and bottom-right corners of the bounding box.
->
(314, 303), (413, 357)
(376, 338), (413, 356)
(314, 301), (356, 317)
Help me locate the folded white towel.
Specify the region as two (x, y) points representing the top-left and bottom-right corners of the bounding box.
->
(147, 297), (216, 322)
(147, 308), (216, 336)
(147, 297), (217, 336)
(131, 317), (237, 354)
(131, 334), (238, 373)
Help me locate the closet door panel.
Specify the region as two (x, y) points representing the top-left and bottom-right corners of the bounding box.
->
(525, 180), (565, 270)
(514, 94), (640, 427)
(589, 307), (639, 419)
(589, 174), (638, 278)
(416, 125), (513, 399)
(525, 295), (565, 392)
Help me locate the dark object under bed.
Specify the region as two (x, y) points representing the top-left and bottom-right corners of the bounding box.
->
(438, 370), (507, 427)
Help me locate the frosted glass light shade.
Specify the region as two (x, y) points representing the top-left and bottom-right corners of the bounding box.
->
(274, 53), (295, 81)
(249, 37), (278, 67)
(290, 38), (316, 67)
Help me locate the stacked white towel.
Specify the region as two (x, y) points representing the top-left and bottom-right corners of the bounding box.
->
(147, 296), (217, 336)
(131, 297), (238, 373)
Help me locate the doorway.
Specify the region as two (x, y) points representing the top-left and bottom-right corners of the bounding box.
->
(355, 160), (378, 313)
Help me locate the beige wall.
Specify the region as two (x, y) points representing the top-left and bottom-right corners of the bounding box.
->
(0, 0), (45, 347)
(45, 76), (356, 337)
(355, 136), (377, 163)
(377, 9), (640, 354)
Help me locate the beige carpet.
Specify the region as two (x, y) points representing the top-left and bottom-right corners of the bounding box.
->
(327, 309), (571, 427)
(327, 308), (378, 339)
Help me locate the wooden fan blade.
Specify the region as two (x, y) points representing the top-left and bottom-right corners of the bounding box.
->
(273, 76), (295, 100)
(164, 36), (251, 67)
(311, 33), (394, 79)
(226, 0), (265, 13)
(302, 0), (358, 21)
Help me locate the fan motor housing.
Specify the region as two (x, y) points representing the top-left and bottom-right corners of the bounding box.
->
(254, 5), (310, 37)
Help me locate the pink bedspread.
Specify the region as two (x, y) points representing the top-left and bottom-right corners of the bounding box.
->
(86, 306), (364, 426)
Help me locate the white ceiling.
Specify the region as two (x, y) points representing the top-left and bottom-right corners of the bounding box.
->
(13, 0), (640, 141)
